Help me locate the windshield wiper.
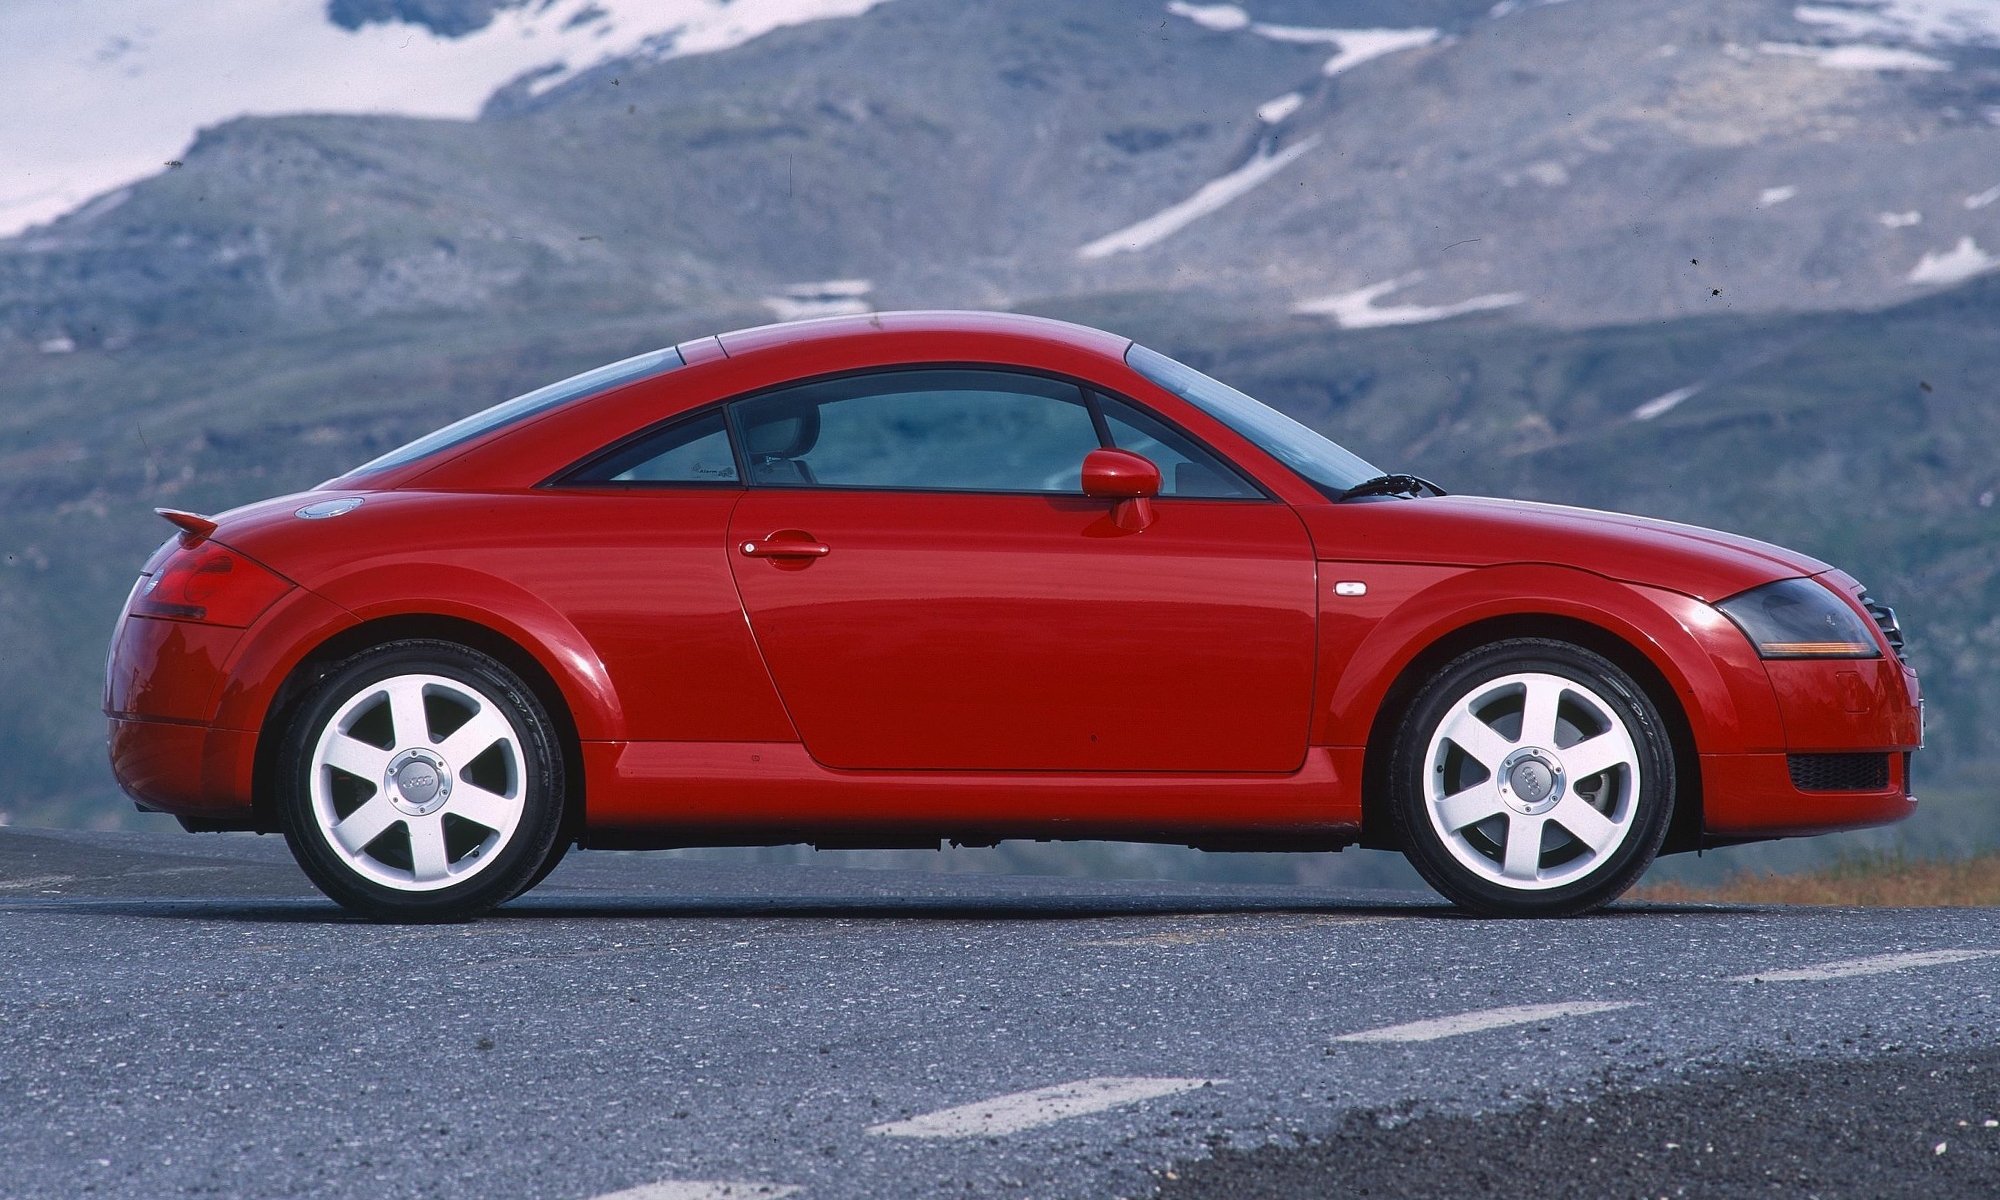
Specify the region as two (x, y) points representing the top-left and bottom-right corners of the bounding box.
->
(1337, 473), (1447, 502)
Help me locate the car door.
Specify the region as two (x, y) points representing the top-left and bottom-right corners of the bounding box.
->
(723, 367), (1319, 773)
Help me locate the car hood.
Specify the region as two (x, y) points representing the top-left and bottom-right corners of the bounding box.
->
(1299, 495), (1831, 603)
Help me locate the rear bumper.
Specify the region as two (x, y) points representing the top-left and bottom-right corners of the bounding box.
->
(1700, 750), (1915, 838)
(108, 716), (258, 819)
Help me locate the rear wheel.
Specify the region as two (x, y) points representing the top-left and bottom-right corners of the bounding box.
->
(1390, 638), (1674, 917)
(276, 640), (567, 921)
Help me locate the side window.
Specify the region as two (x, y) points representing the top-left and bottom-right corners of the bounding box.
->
(567, 411), (740, 485)
(1096, 393), (1261, 498)
(730, 370), (1101, 493)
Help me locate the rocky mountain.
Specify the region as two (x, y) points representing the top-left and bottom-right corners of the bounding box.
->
(2, 0), (1999, 878)
(8, 0), (2000, 356)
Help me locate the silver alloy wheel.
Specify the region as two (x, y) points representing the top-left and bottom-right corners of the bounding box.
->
(1421, 671), (1642, 891)
(307, 672), (526, 892)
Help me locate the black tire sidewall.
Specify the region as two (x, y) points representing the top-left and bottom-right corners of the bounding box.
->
(276, 639), (566, 922)
(1391, 638), (1675, 918)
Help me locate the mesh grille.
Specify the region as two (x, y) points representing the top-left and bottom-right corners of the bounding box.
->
(1788, 753), (1890, 792)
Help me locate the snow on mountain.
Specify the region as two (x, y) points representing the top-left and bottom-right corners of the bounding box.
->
(0, 0), (891, 237)
(1292, 274), (1525, 328)
(1793, 1), (2000, 48)
(1078, 138), (1318, 260)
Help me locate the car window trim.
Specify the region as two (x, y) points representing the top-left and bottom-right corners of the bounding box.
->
(540, 362), (1279, 501)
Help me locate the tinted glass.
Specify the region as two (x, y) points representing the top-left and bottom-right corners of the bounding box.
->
(337, 345), (685, 480)
(568, 411), (739, 485)
(730, 370), (1100, 493)
(1097, 393), (1260, 498)
(1126, 343), (1380, 495)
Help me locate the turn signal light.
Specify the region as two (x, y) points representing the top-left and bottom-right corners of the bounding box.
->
(130, 540), (292, 627)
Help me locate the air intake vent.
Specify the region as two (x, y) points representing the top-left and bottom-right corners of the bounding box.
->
(1860, 592), (1905, 660)
(1788, 753), (1890, 792)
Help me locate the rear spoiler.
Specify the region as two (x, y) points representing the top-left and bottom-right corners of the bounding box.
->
(155, 508), (218, 542)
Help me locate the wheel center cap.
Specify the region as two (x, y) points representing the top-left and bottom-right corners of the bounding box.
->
(386, 749), (451, 816)
(1499, 748), (1564, 815)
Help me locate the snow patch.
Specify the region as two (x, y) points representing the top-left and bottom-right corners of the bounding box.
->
(1759, 185), (1799, 205)
(1878, 209), (1923, 227)
(1758, 41), (1952, 69)
(37, 335), (77, 355)
(1489, 0), (1579, 17)
(1524, 161), (1570, 187)
(762, 279), (872, 321)
(1909, 236), (1998, 285)
(1246, 24), (1441, 77)
(1079, 137), (1317, 259)
(1631, 385), (1702, 421)
(1793, 2), (2000, 49)
(1965, 184), (2000, 210)
(0, 0), (895, 238)
(1166, 3), (1251, 32)
(1257, 92), (1304, 124)
(1293, 273), (1524, 329)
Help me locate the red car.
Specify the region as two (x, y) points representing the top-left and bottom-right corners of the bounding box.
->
(105, 311), (1920, 921)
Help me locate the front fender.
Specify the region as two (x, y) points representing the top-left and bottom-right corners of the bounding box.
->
(1316, 563), (1785, 756)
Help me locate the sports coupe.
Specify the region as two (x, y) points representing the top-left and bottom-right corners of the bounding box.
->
(105, 311), (1921, 920)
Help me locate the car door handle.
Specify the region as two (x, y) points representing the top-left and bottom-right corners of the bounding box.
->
(740, 536), (832, 558)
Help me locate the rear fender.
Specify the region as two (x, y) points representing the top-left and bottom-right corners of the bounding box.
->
(305, 565), (625, 740)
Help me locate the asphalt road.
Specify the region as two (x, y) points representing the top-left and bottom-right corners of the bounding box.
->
(3, 827), (1997, 1200)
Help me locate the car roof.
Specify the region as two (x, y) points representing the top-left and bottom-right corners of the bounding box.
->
(709, 310), (1133, 361)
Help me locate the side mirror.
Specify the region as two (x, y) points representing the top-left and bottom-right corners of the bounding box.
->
(1081, 448), (1161, 499)
(1081, 448), (1160, 531)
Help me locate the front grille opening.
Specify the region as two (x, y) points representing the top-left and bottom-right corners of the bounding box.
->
(1860, 592), (1905, 661)
(1788, 752), (1891, 792)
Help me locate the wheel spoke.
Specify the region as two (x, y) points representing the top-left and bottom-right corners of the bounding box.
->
(1440, 706), (1515, 771)
(1519, 677), (1564, 748)
(436, 708), (513, 768)
(330, 797), (401, 855)
(322, 735), (390, 782)
(1560, 727), (1636, 784)
(1501, 812), (1543, 880)
(1434, 780), (1505, 833)
(1552, 795), (1622, 854)
(385, 678), (432, 748)
(445, 783), (517, 833)
(407, 815), (450, 882)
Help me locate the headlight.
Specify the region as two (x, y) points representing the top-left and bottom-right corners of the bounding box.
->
(1716, 578), (1882, 659)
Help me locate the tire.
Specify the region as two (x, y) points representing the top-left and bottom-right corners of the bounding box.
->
(275, 639), (568, 922)
(1389, 638), (1675, 917)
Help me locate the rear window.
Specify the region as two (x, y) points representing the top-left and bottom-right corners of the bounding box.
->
(335, 345), (686, 480)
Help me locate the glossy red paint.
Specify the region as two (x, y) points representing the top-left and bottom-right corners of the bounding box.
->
(104, 311), (1921, 853)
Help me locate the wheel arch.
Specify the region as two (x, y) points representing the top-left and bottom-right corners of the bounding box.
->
(1356, 612), (1703, 856)
(250, 613), (586, 844)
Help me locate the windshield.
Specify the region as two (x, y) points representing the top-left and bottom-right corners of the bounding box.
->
(335, 345), (686, 480)
(1126, 343), (1381, 496)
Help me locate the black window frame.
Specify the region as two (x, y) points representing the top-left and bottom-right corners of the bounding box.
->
(542, 363), (1277, 501)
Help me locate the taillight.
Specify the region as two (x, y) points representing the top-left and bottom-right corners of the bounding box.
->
(130, 540), (291, 627)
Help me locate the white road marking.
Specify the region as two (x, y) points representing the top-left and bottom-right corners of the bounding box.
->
(1334, 1000), (1642, 1044)
(585, 1183), (799, 1200)
(1730, 949), (2000, 983)
(868, 1076), (1219, 1139)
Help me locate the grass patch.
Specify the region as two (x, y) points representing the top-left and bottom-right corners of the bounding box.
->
(1639, 851), (2000, 907)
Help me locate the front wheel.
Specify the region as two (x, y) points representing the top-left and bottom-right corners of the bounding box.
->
(275, 640), (567, 922)
(1389, 638), (1675, 917)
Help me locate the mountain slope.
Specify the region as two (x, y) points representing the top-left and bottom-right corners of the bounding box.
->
(6, 0), (2000, 360)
